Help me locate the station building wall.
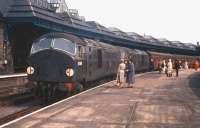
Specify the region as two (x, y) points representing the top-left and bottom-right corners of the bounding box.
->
(0, 22), (14, 74)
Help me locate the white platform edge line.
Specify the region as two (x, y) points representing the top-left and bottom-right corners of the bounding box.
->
(0, 71), (155, 128)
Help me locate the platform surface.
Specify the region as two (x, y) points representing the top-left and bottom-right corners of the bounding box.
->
(2, 70), (200, 128)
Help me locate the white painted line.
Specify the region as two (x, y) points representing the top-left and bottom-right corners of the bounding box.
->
(0, 71), (155, 128)
(0, 73), (27, 79)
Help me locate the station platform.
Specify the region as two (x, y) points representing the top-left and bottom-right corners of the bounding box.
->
(1, 70), (200, 128)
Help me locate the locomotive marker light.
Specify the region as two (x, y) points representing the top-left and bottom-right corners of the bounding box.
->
(27, 66), (35, 75)
(66, 68), (74, 77)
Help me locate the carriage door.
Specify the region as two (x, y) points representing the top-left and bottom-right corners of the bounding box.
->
(97, 49), (102, 68)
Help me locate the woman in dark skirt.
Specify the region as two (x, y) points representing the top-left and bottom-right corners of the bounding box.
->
(126, 60), (135, 87)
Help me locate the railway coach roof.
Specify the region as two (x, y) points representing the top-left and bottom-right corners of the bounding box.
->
(147, 51), (173, 57)
(134, 49), (148, 55)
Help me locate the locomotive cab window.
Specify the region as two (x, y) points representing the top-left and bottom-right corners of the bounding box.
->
(53, 38), (76, 55)
(31, 38), (52, 54)
(31, 37), (76, 55)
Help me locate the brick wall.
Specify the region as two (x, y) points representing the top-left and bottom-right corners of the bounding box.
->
(0, 22), (14, 74)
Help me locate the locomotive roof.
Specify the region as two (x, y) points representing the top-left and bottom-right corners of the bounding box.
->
(37, 33), (85, 45)
(83, 38), (120, 50)
(39, 33), (119, 50)
(148, 51), (173, 57)
(116, 46), (148, 55)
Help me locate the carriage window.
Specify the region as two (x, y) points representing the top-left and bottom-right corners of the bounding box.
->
(53, 38), (76, 54)
(31, 38), (52, 54)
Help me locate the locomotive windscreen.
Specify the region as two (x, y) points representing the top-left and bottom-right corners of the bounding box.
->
(53, 38), (76, 55)
(31, 38), (52, 54)
(31, 37), (76, 55)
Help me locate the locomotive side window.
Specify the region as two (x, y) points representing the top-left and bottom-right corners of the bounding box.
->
(77, 46), (85, 58)
(78, 46), (82, 57)
(53, 38), (76, 55)
(31, 38), (52, 54)
(89, 47), (92, 52)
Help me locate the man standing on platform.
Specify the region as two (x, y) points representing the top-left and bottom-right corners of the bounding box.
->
(126, 60), (135, 88)
(175, 60), (180, 77)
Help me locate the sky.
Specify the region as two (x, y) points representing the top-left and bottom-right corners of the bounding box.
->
(66, 0), (200, 44)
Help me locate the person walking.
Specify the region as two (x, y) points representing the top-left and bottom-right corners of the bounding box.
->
(194, 61), (199, 71)
(175, 60), (180, 77)
(126, 60), (135, 87)
(184, 61), (189, 69)
(167, 59), (173, 77)
(149, 59), (154, 71)
(161, 60), (166, 73)
(116, 59), (126, 88)
(158, 60), (162, 74)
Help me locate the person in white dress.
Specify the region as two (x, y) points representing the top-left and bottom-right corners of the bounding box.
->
(167, 59), (173, 77)
(161, 60), (167, 73)
(184, 61), (189, 69)
(116, 60), (126, 88)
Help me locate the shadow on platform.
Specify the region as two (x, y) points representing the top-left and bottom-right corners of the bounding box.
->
(188, 72), (200, 98)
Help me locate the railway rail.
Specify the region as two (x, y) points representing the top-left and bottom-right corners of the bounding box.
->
(0, 103), (41, 125)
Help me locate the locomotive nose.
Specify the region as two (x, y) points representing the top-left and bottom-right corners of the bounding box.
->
(27, 50), (76, 83)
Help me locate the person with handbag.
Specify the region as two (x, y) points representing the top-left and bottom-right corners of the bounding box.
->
(116, 59), (126, 88)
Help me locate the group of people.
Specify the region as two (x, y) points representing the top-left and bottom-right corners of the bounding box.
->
(115, 58), (199, 88)
(160, 59), (185, 77)
(116, 59), (135, 88)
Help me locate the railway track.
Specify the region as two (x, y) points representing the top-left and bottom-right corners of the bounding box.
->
(0, 73), (38, 125)
(0, 104), (41, 125)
